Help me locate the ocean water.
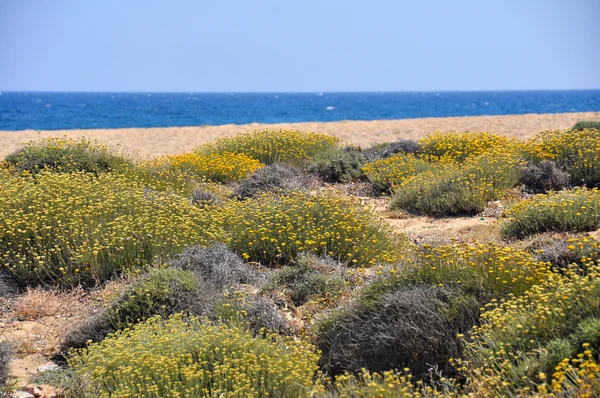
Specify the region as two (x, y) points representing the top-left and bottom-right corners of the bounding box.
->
(0, 90), (599, 131)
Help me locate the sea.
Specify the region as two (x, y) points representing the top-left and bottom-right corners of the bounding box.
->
(0, 90), (599, 131)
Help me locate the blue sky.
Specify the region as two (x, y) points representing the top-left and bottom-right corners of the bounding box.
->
(0, 0), (598, 92)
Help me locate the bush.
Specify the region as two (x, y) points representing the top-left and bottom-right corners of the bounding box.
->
(572, 120), (600, 131)
(69, 314), (320, 397)
(362, 153), (435, 192)
(266, 254), (346, 306)
(390, 152), (522, 216)
(309, 147), (365, 183)
(0, 171), (224, 287)
(529, 235), (600, 271)
(4, 137), (132, 175)
(500, 188), (600, 239)
(196, 129), (339, 166)
(0, 341), (11, 392)
(191, 188), (220, 206)
(523, 128), (600, 187)
(316, 285), (479, 378)
(218, 191), (401, 266)
(520, 160), (571, 193)
(153, 152), (262, 183)
(419, 131), (515, 163)
(463, 264), (600, 396)
(170, 244), (262, 290)
(362, 139), (422, 162)
(59, 267), (221, 356)
(234, 163), (308, 199)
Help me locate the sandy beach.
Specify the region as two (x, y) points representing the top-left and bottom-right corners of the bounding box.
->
(1, 111), (599, 160)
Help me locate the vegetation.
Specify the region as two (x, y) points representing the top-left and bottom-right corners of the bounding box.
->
(69, 314), (321, 398)
(362, 153), (435, 192)
(234, 163), (308, 199)
(500, 188), (600, 239)
(520, 160), (571, 193)
(196, 129), (339, 166)
(572, 120), (600, 131)
(218, 191), (400, 266)
(419, 131), (516, 163)
(4, 137), (132, 174)
(0, 341), (11, 395)
(309, 147), (365, 183)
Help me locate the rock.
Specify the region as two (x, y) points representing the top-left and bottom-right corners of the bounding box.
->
(12, 391), (35, 398)
(36, 363), (58, 373)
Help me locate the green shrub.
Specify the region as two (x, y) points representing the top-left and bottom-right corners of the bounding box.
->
(524, 128), (600, 186)
(196, 129), (339, 166)
(5, 137), (132, 174)
(362, 153), (435, 192)
(0, 171), (224, 287)
(572, 120), (600, 131)
(70, 314), (321, 397)
(463, 263), (600, 396)
(390, 152), (522, 216)
(218, 191), (401, 267)
(500, 188), (600, 239)
(265, 254), (346, 306)
(309, 147), (365, 183)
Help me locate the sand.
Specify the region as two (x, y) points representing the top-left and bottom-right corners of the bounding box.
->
(1, 111), (599, 160)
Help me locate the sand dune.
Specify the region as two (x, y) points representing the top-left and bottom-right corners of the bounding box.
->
(1, 112), (599, 160)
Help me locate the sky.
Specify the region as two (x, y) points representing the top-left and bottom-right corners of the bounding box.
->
(0, 0), (599, 92)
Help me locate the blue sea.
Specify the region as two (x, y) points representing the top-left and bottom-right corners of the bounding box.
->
(0, 90), (599, 131)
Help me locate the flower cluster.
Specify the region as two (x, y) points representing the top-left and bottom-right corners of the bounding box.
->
(196, 129), (339, 165)
(419, 130), (517, 163)
(155, 151), (262, 182)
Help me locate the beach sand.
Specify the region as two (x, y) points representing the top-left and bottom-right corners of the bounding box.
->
(1, 111), (599, 160)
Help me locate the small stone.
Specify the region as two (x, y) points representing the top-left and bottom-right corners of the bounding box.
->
(12, 391), (35, 398)
(33, 387), (44, 398)
(37, 363), (58, 373)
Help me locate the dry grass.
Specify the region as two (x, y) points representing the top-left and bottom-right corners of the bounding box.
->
(12, 288), (88, 321)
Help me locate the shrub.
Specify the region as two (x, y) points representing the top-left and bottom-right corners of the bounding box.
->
(362, 139), (422, 162)
(529, 235), (600, 271)
(234, 163), (308, 199)
(69, 314), (321, 397)
(362, 153), (435, 192)
(572, 120), (600, 131)
(419, 131), (515, 163)
(0, 341), (11, 392)
(218, 191), (401, 266)
(59, 268), (221, 356)
(500, 188), (600, 239)
(191, 188), (220, 206)
(523, 128), (600, 187)
(520, 160), (571, 193)
(390, 152), (522, 216)
(0, 171), (224, 287)
(309, 147), (365, 183)
(196, 129), (339, 166)
(154, 152), (262, 183)
(462, 263), (600, 396)
(170, 244), (263, 290)
(266, 255), (346, 306)
(316, 285), (479, 378)
(4, 137), (132, 174)
(362, 242), (552, 307)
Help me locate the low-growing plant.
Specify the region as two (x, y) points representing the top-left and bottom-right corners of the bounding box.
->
(362, 139), (422, 162)
(309, 147), (365, 183)
(69, 314), (321, 397)
(528, 235), (600, 271)
(266, 256), (346, 306)
(523, 128), (600, 187)
(196, 129), (339, 166)
(419, 131), (516, 163)
(390, 152), (523, 216)
(520, 160), (571, 193)
(362, 153), (435, 192)
(317, 285), (479, 378)
(234, 163), (308, 199)
(191, 188), (220, 206)
(154, 151), (262, 182)
(218, 191), (401, 266)
(0, 171), (224, 287)
(500, 188), (600, 239)
(572, 120), (600, 131)
(0, 341), (11, 394)
(462, 263), (600, 396)
(4, 137), (133, 174)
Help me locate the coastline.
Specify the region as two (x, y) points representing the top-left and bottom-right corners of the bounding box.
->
(1, 111), (599, 160)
